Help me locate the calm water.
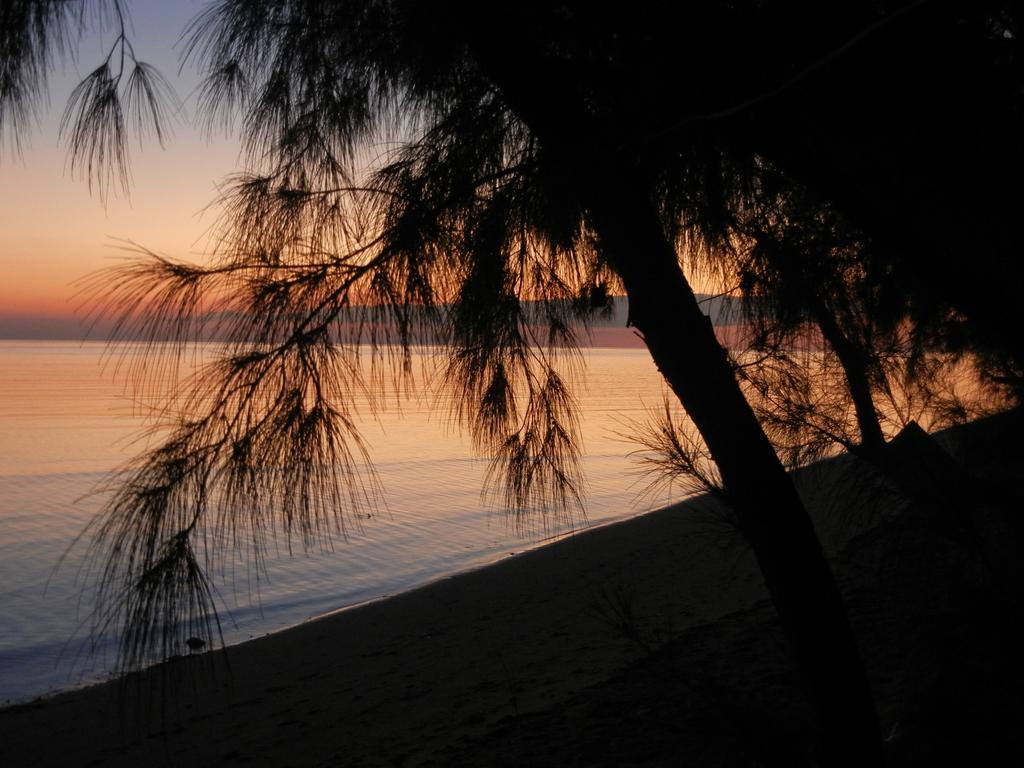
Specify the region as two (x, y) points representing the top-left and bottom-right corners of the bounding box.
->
(0, 340), (678, 703)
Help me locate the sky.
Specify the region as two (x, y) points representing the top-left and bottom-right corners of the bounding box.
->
(0, 1), (717, 341)
(0, 1), (240, 338)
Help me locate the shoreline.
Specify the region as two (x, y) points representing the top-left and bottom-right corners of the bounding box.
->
(0, 340), (675, 705)
(1, 481), (770, 766)
(0, 500), (666, 710)
(302, 504), (656, 624)
(2, 411), (1021, 765)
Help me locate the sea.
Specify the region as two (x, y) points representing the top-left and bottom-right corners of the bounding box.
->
(0, 340), (680, 703)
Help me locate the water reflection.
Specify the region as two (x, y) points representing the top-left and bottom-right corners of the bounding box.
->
(0, 341), (676, 702)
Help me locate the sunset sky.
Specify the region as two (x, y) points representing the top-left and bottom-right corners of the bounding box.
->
(0, 1), (716, 341)
(0, 1), (238, 337)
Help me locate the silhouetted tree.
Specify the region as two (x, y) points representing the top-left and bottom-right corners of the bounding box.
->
(10, 2), (1024, 764)
(732, 185), (891, 460)
(735, 1), (1024, 390)
(729, 178), (1007, 469)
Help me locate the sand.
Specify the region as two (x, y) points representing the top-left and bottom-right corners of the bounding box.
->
(2, 411), (1022, 766)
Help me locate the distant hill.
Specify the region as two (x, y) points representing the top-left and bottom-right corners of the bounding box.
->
(587, 295), (744, 328)
(0, 294), (746, 342)
(0, 314), (96, 341)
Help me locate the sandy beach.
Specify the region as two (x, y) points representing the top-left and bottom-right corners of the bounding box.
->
(1, 411), (1022, 766)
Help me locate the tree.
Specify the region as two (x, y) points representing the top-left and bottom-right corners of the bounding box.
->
(736, 1), (1024, 389)
(10, 1), (1023, 764)
(729, 175), (1005, 470)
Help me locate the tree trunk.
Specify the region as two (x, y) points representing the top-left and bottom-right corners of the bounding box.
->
(583, 181), (882, 766)
(460, 17), (883, 765)
(808, 302), (887, 458)
(752, 234), (886, 457)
